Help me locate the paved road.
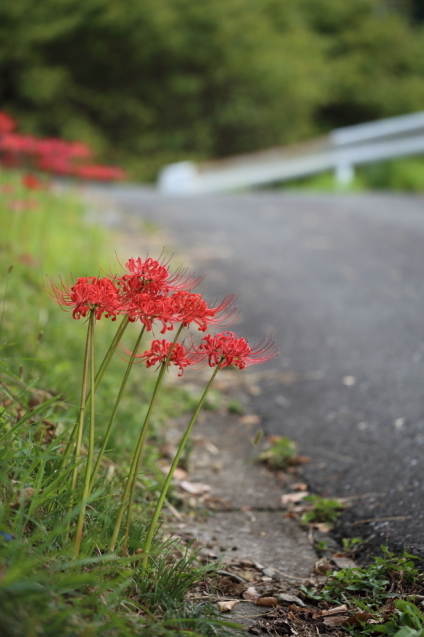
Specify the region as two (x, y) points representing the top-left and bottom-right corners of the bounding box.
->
(97, 187), (424, 558)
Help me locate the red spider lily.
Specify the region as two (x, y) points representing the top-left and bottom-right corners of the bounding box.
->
(0, 133), (37, 155)
(194, 331), (278, 369)
(118, 257), (202, 299)
(0, 112), (16, 134)
(73, 164), (126, 181)
(125, 293), (176, 333)
(170, 292), (237, 331)
(22, 173), (43, 190)
(137, 339), (198, 376)
(48, 276), (122, 320)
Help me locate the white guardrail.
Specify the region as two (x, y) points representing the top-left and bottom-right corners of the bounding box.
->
(158, 110), (424, 194)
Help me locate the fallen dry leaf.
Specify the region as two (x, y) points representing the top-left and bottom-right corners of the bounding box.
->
(311, 522), (332, 532)
(243, 586), (260, 602)
(160, 465), (187, 480)
(217, 600), (240, 612)
(239, 414), (261, 425)
(313, 605), (348, 619)
(204, 496), (232, 511)
(277, 593), (305, 607)
(332, 556), (358, 569)
(255, 597), (278, 607)
(179, 481), (211, 495)
(281, 492), (309, 504)
(323, 616), (350, 627)
(314, 559), (334, 575)
(344, 612), (373, 626)
(292, 482), (308, 491)
(236, 569), (257, 582)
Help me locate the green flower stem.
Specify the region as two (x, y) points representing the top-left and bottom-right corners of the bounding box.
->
(110, 324), (184, 553)
(141, 363), (222, 570)
(73, 310), (96, 557)
(89, 325), (146, 492)
(90, 314), (130, 399)
(70, 310), (94, 492)
(63, 315), (130, 463)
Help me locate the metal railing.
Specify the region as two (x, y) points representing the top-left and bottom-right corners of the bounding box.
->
(158, 110), (424, 194)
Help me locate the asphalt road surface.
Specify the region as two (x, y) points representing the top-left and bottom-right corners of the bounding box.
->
(97, 187), (424, 558)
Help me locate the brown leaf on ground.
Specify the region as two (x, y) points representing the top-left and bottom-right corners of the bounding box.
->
(255, 597), (278, 607)
(217, 600), (240, 612)
(281, 492), (309, 504)
(239, 414), (261, 425)
(313, 605), (348, 618)
(314, 559), (334, 575)
(332, 556), (358, 569)
(292, 482), (308, 491)
(277, 593), (306, 607)
(311, 522), (332, 532)
(243, 587), (260, 602)
(160, 465), (187, 480)
(203, 496), (232, 511)
(237, 569), (258, 582)
(323, 616), (350, 627)
(344, 612), (374, 626)
(179, 481), (211, 495)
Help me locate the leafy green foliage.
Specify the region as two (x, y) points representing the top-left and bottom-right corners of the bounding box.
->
(302, 548), (422, 609)
(258, 435), (298, 469)
(300, 494), (343, 525)
(371, 599), (424, 637)
(1, 0), (424, 179)
(0, 177), (242, 635)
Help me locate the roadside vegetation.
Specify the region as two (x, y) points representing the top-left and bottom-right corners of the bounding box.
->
(0, 170), (250, 636)
(1, 0), (424, 181)
(301, 548), (424, 637)
(278, 156), (424, 192)
(0, 159), (281, 635)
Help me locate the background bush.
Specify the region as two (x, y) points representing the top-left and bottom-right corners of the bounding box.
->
(1, 0), (424, 180)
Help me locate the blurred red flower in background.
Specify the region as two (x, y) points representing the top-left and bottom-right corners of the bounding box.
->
(22, 173), (43, 190)
(0, 112), (16, 135)
(0, 111), (126, 182)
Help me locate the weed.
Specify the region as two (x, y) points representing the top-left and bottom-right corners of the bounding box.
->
(303, 548), (421, 607)
(300, 494), (343, 525)
(315, 539), (329, 554)
(258, 435), (298, 469)
(227, 398), (244, 414)
(342, 536), (363, 554)
(0, 174), (252, 636)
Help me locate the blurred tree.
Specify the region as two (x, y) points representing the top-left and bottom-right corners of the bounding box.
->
(1, 0), (424, 179)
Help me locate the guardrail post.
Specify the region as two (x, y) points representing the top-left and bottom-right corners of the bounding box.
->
(158, 161), (198, 194)
(335, 162), (355, 187)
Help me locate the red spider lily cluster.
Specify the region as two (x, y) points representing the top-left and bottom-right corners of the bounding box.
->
(0, 110), (126, 182)
(49, 255), (277, 373)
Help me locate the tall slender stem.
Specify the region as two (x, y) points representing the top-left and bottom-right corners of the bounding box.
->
(70, 310), (93, 492)
(63, 315), (130, 463)
(89, 325), (146, 491)
(0, 265), (13, 344)
(141, 363), (221, 569)
(90, 315), (130, 400)
(110, 324), (184, 553)
(73, 310), (96, 556)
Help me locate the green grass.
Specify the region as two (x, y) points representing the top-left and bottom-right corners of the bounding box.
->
(301, 548), (424, 636)
(276, 156), (424, 193)
(300, 494), (344, 525)
(0, 169), (239, 636)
